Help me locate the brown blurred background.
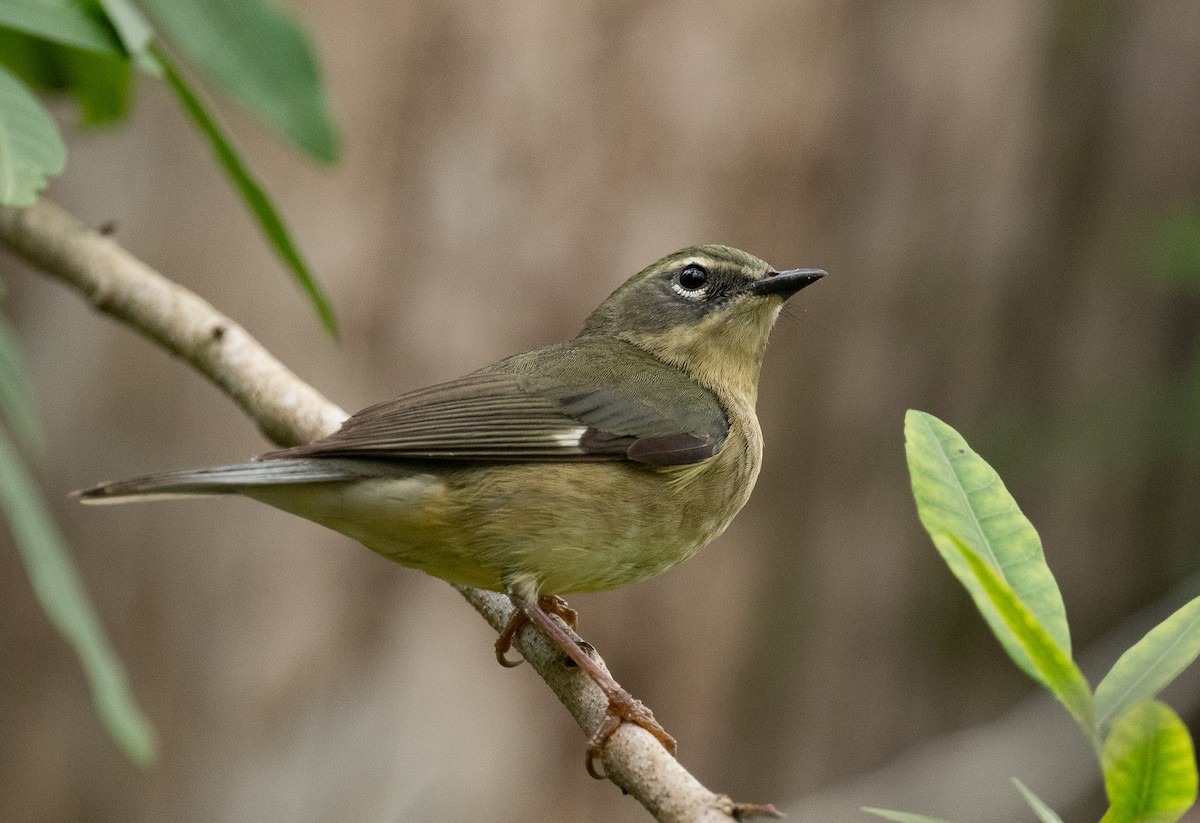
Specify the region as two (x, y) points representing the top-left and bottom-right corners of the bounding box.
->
(3, 1), (1200, 821)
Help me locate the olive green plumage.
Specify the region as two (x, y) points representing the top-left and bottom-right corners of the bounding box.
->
(79, 245), (823, 598)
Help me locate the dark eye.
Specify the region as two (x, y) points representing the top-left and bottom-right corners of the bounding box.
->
(677, 265), (708, 291)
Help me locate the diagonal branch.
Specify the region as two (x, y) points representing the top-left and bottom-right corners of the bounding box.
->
(0, 198), (764, 823)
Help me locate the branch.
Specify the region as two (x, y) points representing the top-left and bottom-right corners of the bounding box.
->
(0, 199), (757, 823)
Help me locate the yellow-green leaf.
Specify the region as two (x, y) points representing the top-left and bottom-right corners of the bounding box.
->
(905, 410), (1072, 675)
(952, 536), (1094, 735)
(1095, 595), (1200, 739)
(1100, 701), (1197, 823)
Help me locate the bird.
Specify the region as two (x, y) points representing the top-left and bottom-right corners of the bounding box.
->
(78, 244), (824, 775)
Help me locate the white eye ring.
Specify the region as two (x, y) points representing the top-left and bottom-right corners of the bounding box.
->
(672, 264), (710, 299)
(671, 281), (706, 299)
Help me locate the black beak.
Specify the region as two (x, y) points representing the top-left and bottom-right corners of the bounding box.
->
(748, 268), (825, 299)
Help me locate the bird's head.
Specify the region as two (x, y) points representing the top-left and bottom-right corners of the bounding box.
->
(578, 245), (823, 404)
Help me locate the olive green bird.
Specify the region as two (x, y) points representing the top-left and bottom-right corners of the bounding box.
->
(79, 244), (823, 773)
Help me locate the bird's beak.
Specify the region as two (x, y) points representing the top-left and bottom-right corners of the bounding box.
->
(747, 268), (825, 299)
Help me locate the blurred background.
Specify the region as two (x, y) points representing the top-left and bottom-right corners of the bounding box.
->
(3, 1), (1200, 821)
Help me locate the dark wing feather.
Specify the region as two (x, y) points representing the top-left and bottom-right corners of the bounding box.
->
(266, 339), (728, 466)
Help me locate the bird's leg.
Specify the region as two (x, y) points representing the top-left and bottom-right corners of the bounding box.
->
(494, 595), (577, 666)
(501, 590), (677, 779)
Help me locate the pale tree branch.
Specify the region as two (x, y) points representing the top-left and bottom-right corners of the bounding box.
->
(0, 199), (767, 823)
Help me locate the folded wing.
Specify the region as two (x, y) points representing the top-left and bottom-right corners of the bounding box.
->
(266, 339), (728, 467)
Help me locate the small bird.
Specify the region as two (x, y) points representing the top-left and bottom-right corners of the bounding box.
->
(79, 244), (823, 774)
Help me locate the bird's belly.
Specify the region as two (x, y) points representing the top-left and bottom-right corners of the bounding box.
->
(246, 456), (755, 595)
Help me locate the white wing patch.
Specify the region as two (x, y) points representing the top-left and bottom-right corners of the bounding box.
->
(553, 426), (587, 447)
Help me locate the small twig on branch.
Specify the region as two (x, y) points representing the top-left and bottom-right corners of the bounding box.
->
(0, 199), (766, 823)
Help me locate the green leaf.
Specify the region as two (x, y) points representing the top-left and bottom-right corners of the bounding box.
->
(94, 0), (159, 73)
(0, 29), (132, 126)
(905, 410), (1072, 668)
(861, 808), (957, 823)
(1095, 595), (1200, 739)
(0, 429), (156, 765)
(1100, 701), (1197, 823)
(96, 0), (150, 54)
(0, 0), (124, 55)
(951, 536), (1095, 735)
(1012, 778), (1066, 823)
(154, 46), (338, 336)
(54, 45), (131, 125)
(138, 0), (339, 163)
(0, 63), (66, 206)
(0, 317), (44, 455)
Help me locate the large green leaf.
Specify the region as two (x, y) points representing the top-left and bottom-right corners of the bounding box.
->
(905, 410), (1072, 672)
(1012, 778), (1066, 823)
(0, 0), (123, 55)
(0, 429), (156, 765)
(154, 46), (338, 336)
(952, 536), (1094, 735)
(1094, 595), (1200, 739)
(0, 63), (65, 206)
(1100, 701), (1197, 823)
(138, 0), (339, 163)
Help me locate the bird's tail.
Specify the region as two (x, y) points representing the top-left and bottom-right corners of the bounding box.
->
(75, 458), (376, 504)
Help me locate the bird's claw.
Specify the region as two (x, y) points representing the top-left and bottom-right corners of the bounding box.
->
(584, 688), (677, 779)
(494, 595), (580, 667)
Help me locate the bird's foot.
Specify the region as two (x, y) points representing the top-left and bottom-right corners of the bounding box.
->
(585, 687), (677, 780)
(497, 590), (678, 778)
(494, 594), (579, 667)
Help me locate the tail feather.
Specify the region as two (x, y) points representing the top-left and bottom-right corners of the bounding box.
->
(75, 458), (378, 504)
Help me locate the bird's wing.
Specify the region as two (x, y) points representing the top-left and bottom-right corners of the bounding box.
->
(265, 339), (728, 467)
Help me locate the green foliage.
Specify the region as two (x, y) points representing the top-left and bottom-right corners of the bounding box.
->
(138, 0), (340, 162)
(0, 427), (156, 766)
(0, 29), (132, 125)
(0, 0), (339, 333)
(1100, 701), (1197, 823)
(904, 409), (1072, 670)
(1013, 778), (1066, 823)
(1094, 596), (1200, 738)
(0, 0), (344, 767)
(869, 410), (1200, 823)
(949, 534), (1094, 733)
(155, 46), (337, 336)
(0, 62), (65, 206)
(0, 317), (43, 453)
(0, 0), (125, 55)
(95, 0), (157, 71)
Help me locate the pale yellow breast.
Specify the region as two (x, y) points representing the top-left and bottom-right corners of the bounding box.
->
(247, 400), (764, 596)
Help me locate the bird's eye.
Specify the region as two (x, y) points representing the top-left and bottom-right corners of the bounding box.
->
(676, 265), (708, 292)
